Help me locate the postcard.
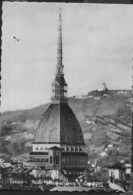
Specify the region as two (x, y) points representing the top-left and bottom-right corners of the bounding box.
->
(0, 2), (132, 192)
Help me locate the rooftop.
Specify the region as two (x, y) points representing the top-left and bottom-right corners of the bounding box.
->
(48, 146), (62, 150)
(106, 164), (126, 170)
(30, 152), (48, 155)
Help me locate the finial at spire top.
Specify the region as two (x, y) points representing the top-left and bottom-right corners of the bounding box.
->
(56, 7), (63, 75)
(59, 8), (62, 21)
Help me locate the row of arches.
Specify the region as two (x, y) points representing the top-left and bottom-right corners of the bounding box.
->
(35, 147), (45, 151)
(61, 146), (83, 152)
(33, 145), (49, 151)
(34, 146), (83, 152)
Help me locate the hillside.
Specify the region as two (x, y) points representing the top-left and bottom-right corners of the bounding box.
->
(0, 89), (132, 166)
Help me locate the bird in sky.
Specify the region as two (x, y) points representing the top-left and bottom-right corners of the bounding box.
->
(13, 36), (20, 41)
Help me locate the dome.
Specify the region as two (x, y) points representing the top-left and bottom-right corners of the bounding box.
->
(34, 103), (85, 145)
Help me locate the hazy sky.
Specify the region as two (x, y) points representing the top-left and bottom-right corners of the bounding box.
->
(1, 2), (133, 112)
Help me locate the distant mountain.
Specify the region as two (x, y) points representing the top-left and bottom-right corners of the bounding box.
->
(0, 89), (132, 166)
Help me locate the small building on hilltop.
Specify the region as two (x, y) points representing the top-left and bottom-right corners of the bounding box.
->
(97, 82), (108, 92)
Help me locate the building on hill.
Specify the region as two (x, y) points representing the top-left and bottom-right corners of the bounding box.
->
(97, 82), (108, 92)
(29, 9), (88, 172)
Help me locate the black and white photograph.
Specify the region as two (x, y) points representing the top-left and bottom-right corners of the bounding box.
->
(0, 2), (132, 192)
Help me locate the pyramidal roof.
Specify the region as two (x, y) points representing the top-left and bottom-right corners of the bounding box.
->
(34, 103), (85, 145)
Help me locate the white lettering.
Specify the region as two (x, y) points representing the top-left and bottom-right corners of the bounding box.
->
(9, 178), (23, 184)
(31, 180), (42, 184)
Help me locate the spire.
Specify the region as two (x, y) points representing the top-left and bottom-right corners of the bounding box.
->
(56, 8), (64, 75)
(51, 8), (68, 104)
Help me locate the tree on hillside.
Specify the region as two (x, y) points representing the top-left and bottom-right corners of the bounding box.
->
(1, 124), (13, 136)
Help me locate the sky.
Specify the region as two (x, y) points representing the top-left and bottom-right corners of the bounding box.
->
(1, 2), (133, 112)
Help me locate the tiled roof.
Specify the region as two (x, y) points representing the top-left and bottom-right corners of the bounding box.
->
(34, 103), (84, 145)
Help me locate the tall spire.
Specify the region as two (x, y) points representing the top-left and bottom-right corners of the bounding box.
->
(51, 8), (68, 104)
(56, 8), (64, 75)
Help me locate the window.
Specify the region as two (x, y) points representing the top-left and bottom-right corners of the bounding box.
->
(41, 159), (48, 162)
(50, 156), (52, 164)
(36, 159), (40, 162)
(71, 147), (74, 152)
(62, 147), (65, 151)
(75, 147), (78, 152)
(56, 156), (59, 165)
(79, 147), (82, 152)
(62, 157), (65, 163)
(69, 157), (72, 163)
(35, 147), (39, 150)
(111, 171), (115, 179)
(40, 147), (43, 150)
(66, 147), (70, 151)
(121, 172), (124, 180)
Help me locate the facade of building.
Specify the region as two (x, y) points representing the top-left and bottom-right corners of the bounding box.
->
(106, 166), (126, 182)
(124, 163), (131, 175)
(30, 9), (88, 170)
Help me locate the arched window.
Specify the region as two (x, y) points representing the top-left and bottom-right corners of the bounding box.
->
(75, 147), (78, 152)
(71, 147), (74, 152)
(66, 147), (69, 151)
(62, 147), (65, 151)
(79, 147), (82, 152)
(55, 156), (59, 165)
(35, 147), (39, 150)
(40, 147), (43, 150)
(50, 156), (52, 164)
